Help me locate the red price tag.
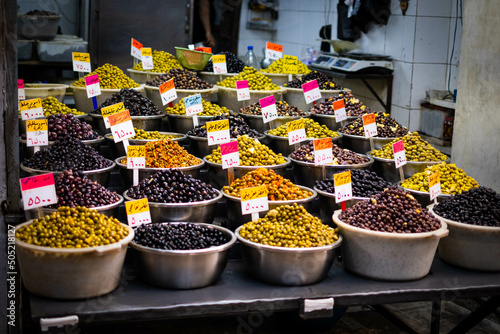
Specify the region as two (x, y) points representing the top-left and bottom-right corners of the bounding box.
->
(159, 79), (177, 105)
(362, 113), (377, 138)
(20, 173), (58, 210)
(221, 140), (240, 169)
(333, 99), (347, 122)
(265, 42), (283, 60)
(392, 140), (407, 168)
(131, 38), (143, 60)
(236, 80), (250, 101)
(18, 79), (25, 100)
(195, 47), (212, 53)
(302, 80), (322, 104)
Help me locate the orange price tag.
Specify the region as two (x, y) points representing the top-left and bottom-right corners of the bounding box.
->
(266, 42), (283, 53)
(108, 110), (132, 127)
(159, 79), (175, 94)
(132, 38), (143, 50)
(314, 138), (332, 151)
(334, 170), (352, 187)
(429, 171), (440, 188)
(362, 113), (376, 125)
(195, 47), (212, 53)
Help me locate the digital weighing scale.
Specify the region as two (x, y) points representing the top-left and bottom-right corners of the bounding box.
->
(311, 53), (394, 74)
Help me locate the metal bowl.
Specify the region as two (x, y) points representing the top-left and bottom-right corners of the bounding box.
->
(283, 87), (351, 114)
(368, 152), (449, 184)
(123, 190), (222, 224)
(289, 155), (374, 188)
(130, 222), (236, 289)
(20, 136), (104, 158)
(222, 185), (317, 231)
(24, 194), (124, 221)
(115, 157), (205, 188)
(265, 131), (342, 158)
(20, 161), (116, 187)
(239, 113), (311, 134)
(127, 69), (166, 84)
(104, 132), (187, 159)
(428, 205), (500, 272)
(398, 181), (452, 207)
(144, 85), (217, 110)
(235, 225), (343, 286)
(314, 187), (368, 226)
(310, 113), (358, 131)
(88, 112), (167, 134)
(71, 85), (146, 114)
(165, 113), (221, 133)
(216, 86), (284, 114)
(186, 133), (265, 158)
(203, 156), (292, 189)
(332, 210), (448, 281)
(339, 132), (397, 154)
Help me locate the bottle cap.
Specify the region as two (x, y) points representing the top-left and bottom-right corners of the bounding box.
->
(247, 46), (254, 50)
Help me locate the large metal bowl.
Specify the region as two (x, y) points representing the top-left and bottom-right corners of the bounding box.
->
(199, 71), (238, 85)
(332, 210), (448, 281)
(368, 152), (450, 184)
(428, 205), (500, 272)
(115, 157), (205, 187)
(144, 85), (217, 110)
(71, 85), (146, 114)
(289, 154), (374, 188)
(339, 132), (398, 153)
(222, 186), (317, 231)
(310, 113), (359, 131)
(130, 222), (236, 289)
(235, 225), (343, 286)
(20, 161), (115, 187)
(123, 190), (222, 224)
(265, 131), (342, 157)
(104, 132), (187, 159)
(88, 113), (166, 134)
(165, 113), (221, 133)
(127, 69), (166, 84)
(314, 187), (368, 226)
(398, 181), (452, 207)
(283, 87), (351, 114)
(24, 194), (124, 221)
(239, 113), (311, 134)
(186, 133), (265, 158)
(15, 221), (134, 299)
(216, 86), (284, 114)
(20, 136), (104, 158)
(203, 156), (291, 189)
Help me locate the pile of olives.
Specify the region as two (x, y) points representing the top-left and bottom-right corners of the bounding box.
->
(73, 63), (140, 89)
(217, 67), (280, 90)
(268, 118), (339, 139)
(165, 97), (229, 116)
(339, 113), (409, 137)
(204, 51), (245, 73)
(315, 169), (393, 197)
(187, 115), (259, 138)
(21, 114), (98, 141)
(37, 96), (85, 116)
(309, 92), (369, 117)
(370, 132), (448, 161)
(131, 128), (182, 140)
(92, 89), (162, 116)
(284, 71), (343, 90)
(261, 57), (311, 74)
(239, 101), (308, 117)
(291, 142), (370, 165)
(146, 68), (213, 89)
(132, 50), (182, 73)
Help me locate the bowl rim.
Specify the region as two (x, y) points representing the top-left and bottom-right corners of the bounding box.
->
(18, 113), (87, 120)
(42, 194), (124, 212)
(88, 111), (167, 119)
(123, 188), (223, 208)
(24, 83), (69, 90)
(199, 71), (238, 76)
(115, 156), (205, 171)
(104, 132), (186, 142)
(20, 160), (116, 174)
(203, 156), (292, 170)
(186, 132), (265, 141)
(264, 129), (342, 141)
(15, 220), (134, 254)
(259, 72), (306, 77)
(337, 132), (406, 140)
(282, 86), (351, 93)
(165, 113), (224, 119)
(127, 69), (168, 75)
(214, 85), (284, 93)
(129, 222), (237, 255)
(367, 151), (450, 165)
(310, 113), (360, 120)
(70, 85), (145, 92)
(428, 205), (500, 231)
(222, 185), (317, 204)
(143, 84), (217, 93)
(332, 210), (449, 239)
(239, 111), (311, 118)
(396, 180), (452, 198)
(288, 153), (373, 168)
(235, 225), (343, 252)
(20, 135), (105, 145)
(313, 186), (370, 201)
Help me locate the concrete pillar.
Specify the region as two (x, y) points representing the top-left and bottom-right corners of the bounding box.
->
(452, 0), (500, 192)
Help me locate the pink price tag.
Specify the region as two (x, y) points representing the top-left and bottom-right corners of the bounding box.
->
(18, 79), (25, 100)
(302, 80), (321, 104)
(84, 74), (99, 86)
(259, 95), (275, 108)
(302, 80), (319, 92)
(20, 173), (55, 191)
(221, 141), (240, 169)
(18, 79), (25, 89)
(236, 80), (249, 89)
(221, 141), (238, 155)
(393, 140), (404, 153)
(392, 140), (406, 168)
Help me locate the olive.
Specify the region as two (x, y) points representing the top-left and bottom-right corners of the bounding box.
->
(91, 89), (161, 116)
(239, 100), (308, 117)
(166, 96), (229, 116)
(217, 67), (280, 90)
(132, 50), (182, 73)
(309, 92), (370, 117)
(260, 57), (311, 75)
(146, 68), (213, 89)
(291, 142), (369, 164)
(339, 112), (409, 137)
(73, 63), (140, 89)
(204, 51), (245, 73)
(268, 118), (339, 139)
(284, 71), (343, 90)
(370, 132), (448, 161)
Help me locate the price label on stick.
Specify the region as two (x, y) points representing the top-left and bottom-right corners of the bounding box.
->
(259, 95), (278, 123)
(287, 118), (307, 145)
(141, 47), (154, 70)
(184, 94), (203, 115)
(125, 198), (152, 227)
(20, 173), (58, 210)
(18, 79), (25, 100)
(241, 185), (268, 215)
(212, 54), (227, 74)
(26, 119), (49, 147)
(72, 52), (91, 72)
(131, 38), (143, 60)
(236, 80), (250, 101)
(85, 74), (101, 98)
(333, 99), (347, 122)
(313, 138), (333, 165)
(392, 140), (407, 168)
(109, 110), (136, 143)
(265, 42), (283, 60)
(19, 98), (43, 120)
(362, 113), (377, 138)
(429, 171), (441, 201)
(302, 80), (322, 104)
(206, 119), (230, 146)
(195, 47), (212, 53)
(159, 79), (177, 105)
(127, 145), (146, 169)
(334, 170), (353, 203)
(221, 141), (240, 169)
(283, 55), (299, 74)
(101, 102), (126, 128)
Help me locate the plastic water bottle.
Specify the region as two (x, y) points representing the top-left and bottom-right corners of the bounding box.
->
(243, 46), (259, 69)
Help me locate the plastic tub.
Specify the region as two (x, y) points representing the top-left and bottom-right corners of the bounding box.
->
(332, 210), (448, 281)
(71, 85), (146, 114)
(198, 71), (238, 85)
(15, 221), (134, 299)
(36, 39), (88, 62)
(24, 83), (69, 102)
(88, 112), (166, 134)
(216, 86), (284, 114)
(17, 14), (61, 40)
(283, 87), (350, 114)
(314, 188), (367, 226)
(127, 69), (166, 85)
(144, 85), (217, 110)
(175, 47), (212, 70)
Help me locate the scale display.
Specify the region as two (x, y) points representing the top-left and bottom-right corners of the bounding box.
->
(312, 54), (393, 74)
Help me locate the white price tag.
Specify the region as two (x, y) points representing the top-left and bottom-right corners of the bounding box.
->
(109, 110), (136, 143)
(19, 98), (44, 120)
(72, 52), (91, 72)
(26, 119), (49, 147)
(241, 185), (269, 215)
(184, 94), (203, 116)
(429, 172), (441, 201)
(287, 119), (307, 145)
(212, 54), (228, 74)
(236, 80), (250, 101)
(141, 47), (154, 70)
(265, 42), (283, 60)
(260, 95), (278, 123)
(18, 79), (25, 100)
(159, 79), (177, 105)
(362, 113), (377, 138)
(127, 146), (146, 169)
(334, 171), (353, 203)
(125, 198), (152, 227)
(221, 141), (240, 169)
(392, 140), (407, 168)
(85, 74), (101, 98)
(206, 119), (230, 146)
(333, 99), (347, 122)
(131, 38), (143, 60)
(20, 174), (58, 210)
(302, 80), (322, 104)
(313, 138), (333, 165)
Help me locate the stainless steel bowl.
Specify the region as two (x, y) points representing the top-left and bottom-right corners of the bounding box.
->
(288, 154), (373, 188)
(115, 157), (205, 187)
(123, 190), (222, 224)
(104, 132), (187, 159)
(310, 113), (358, 131)
(283, 87), (351, 114)
(20, 136), (104, 158)
(314, 187), (368, 226)
(339, 132), (397, 153)
(222, 186), (317, 231)
(216, 86), (284, 114)
(368, 152), (449, 183)
(235, 226), (343, 286)
(20, 161), (116, 187)
(72, 85), (146, 114)
(24, 194), (124, 221)
(165, 114), (220, 133)
(265, 131), (342, 157)
(239, 113), (311, 134)
(144, 85), (217, 110)
(186, 133), (265, 158)
(398, 181), (451, 207)
(88, 113), (167, 134)
(130, 222), (236, 289)
(203, 156), (292, 189)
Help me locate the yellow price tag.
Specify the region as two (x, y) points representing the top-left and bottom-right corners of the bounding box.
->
(429, 171), (440, 188)
(141, 47), (152, 57)
(101, 102), (125, 117)
(72, 52), (90, 62)
(212, 54), (226, 63)
(283, 55), (299, 63)
(127, 145), (146, 158)
(206, 119), (230, 132)
(125, 198), (150, 215)
(334, 170), (352, 187)
(26, 119), (48, 132)
(19, 98), (42, 112)
(241, 185), (268, 201)
(287, 118), (305, 133)
(283, 64), (298, 74)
